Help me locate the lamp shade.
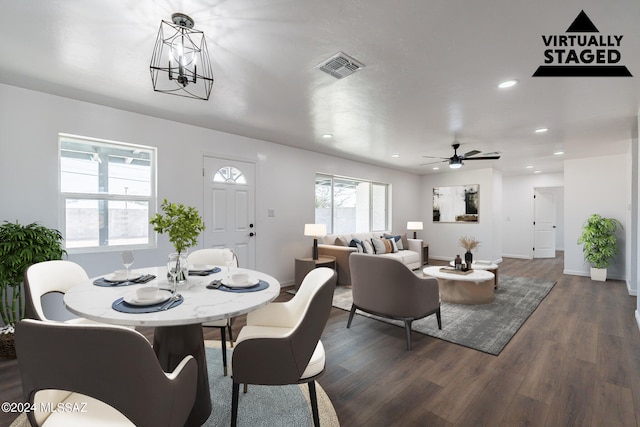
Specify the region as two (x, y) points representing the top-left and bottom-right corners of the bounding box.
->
(304, 224), (327, 236)
(406, 221), (423, 230)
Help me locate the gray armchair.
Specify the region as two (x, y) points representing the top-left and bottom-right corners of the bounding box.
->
(15, 319), (197, 427)
(348, 252), (441, 350)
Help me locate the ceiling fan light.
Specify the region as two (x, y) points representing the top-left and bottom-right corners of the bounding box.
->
(449, 161), (463, 169)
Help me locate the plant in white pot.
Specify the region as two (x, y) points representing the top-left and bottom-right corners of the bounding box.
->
(577, 214), (622, 281)
(150, 199), (205, 283)
(0, 221), (66, 358)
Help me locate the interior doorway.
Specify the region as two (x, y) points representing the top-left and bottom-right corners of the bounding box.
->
(533, 187), (564, 258)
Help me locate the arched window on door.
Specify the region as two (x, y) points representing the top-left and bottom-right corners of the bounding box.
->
(212, 166), (247, 184)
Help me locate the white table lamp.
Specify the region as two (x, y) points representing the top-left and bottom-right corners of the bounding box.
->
(304, 224), (327, 260)
(407, 221), (423, 239)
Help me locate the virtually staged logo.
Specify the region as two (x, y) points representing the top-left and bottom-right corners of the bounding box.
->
(533, 10), (632, 77)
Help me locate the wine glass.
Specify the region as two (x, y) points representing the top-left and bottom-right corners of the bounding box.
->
(121, 250), (134, 281)
(224, 250), (234, 278)
(167, 256), (178, 292)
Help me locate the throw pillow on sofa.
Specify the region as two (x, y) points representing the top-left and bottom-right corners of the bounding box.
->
(384, 234), (404, 250)
(371, 238), (388, 254)
(362, 239), (374, 254)
(349, 238), (366, 253)
(385, 237), (398, 253)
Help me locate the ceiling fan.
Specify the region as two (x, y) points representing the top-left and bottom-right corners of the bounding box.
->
(421, 142), (501, 169)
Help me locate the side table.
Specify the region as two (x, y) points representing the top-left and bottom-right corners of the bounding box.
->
(294, 256), (336, 290)
(422, 243), (429, 265)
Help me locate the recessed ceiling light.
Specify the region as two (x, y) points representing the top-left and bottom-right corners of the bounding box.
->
(391, 153), (399, 158)
(554, 151), (564, 155)
(321, 134), (333, 139)
(433, 167), (440, 170)
(498, 79), (518, 89)
(534, 170), (542, 174)
(526, 165), (533, 169)
(534, 128), (548, 133)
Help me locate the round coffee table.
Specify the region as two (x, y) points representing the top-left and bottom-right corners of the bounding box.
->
(449, 261), (499, 288)
(423, 266), (495, 305)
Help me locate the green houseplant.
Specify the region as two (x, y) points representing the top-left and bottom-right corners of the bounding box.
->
(150, 199), (205, 282)
(577, 214), (622, 281)
(0, 221), (66, 358)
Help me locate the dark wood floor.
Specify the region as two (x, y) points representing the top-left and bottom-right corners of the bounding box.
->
(1, 253), (639, 426)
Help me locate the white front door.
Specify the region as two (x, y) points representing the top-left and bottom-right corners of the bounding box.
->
(203, 157), (256, 269)
(533, 188), (556, 258)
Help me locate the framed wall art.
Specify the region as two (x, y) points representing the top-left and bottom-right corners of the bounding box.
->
(433, 184), (479, 223)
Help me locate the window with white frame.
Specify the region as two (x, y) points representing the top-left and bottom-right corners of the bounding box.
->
(59, 134), (156, 252)
(315, 174), (389, 234)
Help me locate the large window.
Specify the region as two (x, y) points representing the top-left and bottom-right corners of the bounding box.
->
(59, 134), (156, 252)
(315, 174), (389, 234)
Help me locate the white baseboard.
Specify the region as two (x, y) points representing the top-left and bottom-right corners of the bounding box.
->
(636, 310), (640, 333)
(502, 254), (532, 260)
(626, 280), (638, 296)
(563, 269), (627, 282)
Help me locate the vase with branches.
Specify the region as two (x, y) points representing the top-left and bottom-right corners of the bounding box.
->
(150, 199), (205, 282)
(459, 236), (480, 266)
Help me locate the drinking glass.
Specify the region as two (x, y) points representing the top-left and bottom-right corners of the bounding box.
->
(121, 250), (135, 281)
(167, 257), (178, 292)
(224, 250), (234, 278)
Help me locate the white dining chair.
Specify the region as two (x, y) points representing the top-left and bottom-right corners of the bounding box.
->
(187, 248), (238, 376)
(24, 260), (101, 324)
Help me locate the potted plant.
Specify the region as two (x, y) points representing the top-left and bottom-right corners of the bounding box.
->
(150, 199), (205, 282)
(0, 221), (66, 358)
(577, 214), (622, 281)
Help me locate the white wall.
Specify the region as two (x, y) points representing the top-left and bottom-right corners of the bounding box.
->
(564, 154), (628, 280)
(420, 168), (502, 263)
(0, 83), (421, 287)
(501, 173), (564, 259)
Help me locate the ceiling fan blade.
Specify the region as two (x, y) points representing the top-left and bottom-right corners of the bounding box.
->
(462, 150), (481, 158)
(420, 159), (448, 166)
(462, 155), (501, 160)
(421, 155), (450, 159)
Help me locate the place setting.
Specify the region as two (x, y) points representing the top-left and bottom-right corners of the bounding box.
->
(188, 264), (222, 276)
(111, 286), (184, 314)
(208, 272), (269, 293)
(93, 251), (156, 287)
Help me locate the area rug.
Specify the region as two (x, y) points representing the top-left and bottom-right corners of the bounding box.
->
(332, 275), (555, 355)
(9, 340), (339, 427)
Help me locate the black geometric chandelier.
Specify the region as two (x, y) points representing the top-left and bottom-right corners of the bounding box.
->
(150, 13), (214, 100)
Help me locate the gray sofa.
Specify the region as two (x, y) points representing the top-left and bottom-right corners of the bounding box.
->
(318, 231), (423, 285)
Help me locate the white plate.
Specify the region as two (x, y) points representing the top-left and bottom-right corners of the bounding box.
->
(189, 264), (216, 272)
(105, 272), (142, 282)
(123, 289), (172, 306)
(221, 277), (260, 288)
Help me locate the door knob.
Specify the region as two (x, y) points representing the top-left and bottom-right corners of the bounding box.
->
(249, 232), (255, 237)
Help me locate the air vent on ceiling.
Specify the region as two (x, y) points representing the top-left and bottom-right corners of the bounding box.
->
(315, 52), (365, 79)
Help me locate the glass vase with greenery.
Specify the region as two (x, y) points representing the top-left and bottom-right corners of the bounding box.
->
(0, 221), (66, 327)
(150, 199), (205, 282)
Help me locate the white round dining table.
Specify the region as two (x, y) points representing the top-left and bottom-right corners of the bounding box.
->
(64, 266), (280, 427)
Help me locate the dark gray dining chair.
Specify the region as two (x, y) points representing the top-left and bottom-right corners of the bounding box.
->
(231, 267), (337, 427)
(348, 252), (441, 350)
(15, 319), (197, 427)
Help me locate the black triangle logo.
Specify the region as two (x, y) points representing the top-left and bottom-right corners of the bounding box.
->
(566, 10), (599, 32)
